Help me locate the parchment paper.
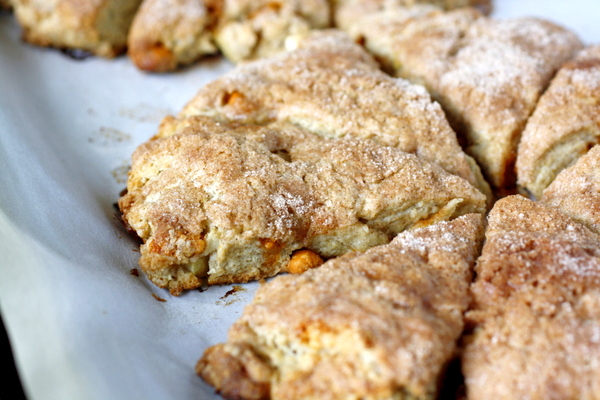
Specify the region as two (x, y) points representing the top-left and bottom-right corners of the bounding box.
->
(0, 2), (598, 399)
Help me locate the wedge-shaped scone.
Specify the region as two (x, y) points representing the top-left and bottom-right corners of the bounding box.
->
(11, 0), (143, 57)
(345, 7), (583, 189)
(463, 195), (600, 400)
(127, 0), (220, 72)
(541, 144), (600, 235)
(198, 214), (485, 400)
(180, 30), (491, 200)
(119, 116), (486, 295)
(517, 45), (600, 199)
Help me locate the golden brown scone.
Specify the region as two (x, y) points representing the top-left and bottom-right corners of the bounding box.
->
(463, 195), (600, 400)
(119, 116), (486, 295)
(214, 0), (330, 63)
(540, 144), (600, 235)
(346, 7), (583, 190)
(181, 30), (492, 200)
(198, 214), (485, 400)
(127, 0), (220, 72)
(516, 45), (600, 199)
(11, 0), (143, 57)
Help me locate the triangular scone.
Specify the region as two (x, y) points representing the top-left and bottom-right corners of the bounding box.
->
(463, 195), (600, 400)
(197, 214), (485, 400)
(344, 7), (583, 189)
(179, 30), (491, 199)
(119, 116), (486, 295)
(127, 0), (220, 72)
(540, 144), (600, 235)
(517, 45), (600, 199)
(10, 0), (143, 57)
(127, 0), (330, 71)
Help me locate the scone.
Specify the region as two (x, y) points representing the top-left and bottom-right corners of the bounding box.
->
(180, 30), (492, 200)
(463, 195), (600, 400)
(127, 0), (330, 71)
(516, 45), (600, 199)
(214, 0), (330, 63)
(541, 144), (600, 235)
(344, 7), (583, 190)
(126, 0), (491, 72)
(119, 116), (486, 295)
(127, 0), (220, 72)
(198, 214), (485, 400)
(11, 0), (143, 57)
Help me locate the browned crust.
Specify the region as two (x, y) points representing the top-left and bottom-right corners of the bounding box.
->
(198, 214), (485, 400)
(119, 116), (486, 295)
(181, 30), (491, 200)
(343, 7), (583, 190)
(463, 196), (600, 400)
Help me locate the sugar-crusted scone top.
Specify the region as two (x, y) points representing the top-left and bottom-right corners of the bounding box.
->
(198, 214), (485, 400)
(333, 0), (492, 33)
(119, 116), (486, 295)
(464, 196), (600, 400)
(342, 6), (583, 189)
(181, 30), (491, 199)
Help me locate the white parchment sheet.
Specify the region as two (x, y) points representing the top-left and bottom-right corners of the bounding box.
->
(0, 1), (598, 399)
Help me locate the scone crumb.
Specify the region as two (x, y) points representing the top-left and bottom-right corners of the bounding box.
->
(152, 293), (167, 302)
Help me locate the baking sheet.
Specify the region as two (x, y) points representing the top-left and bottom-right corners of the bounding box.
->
(0, 2), (598, 399)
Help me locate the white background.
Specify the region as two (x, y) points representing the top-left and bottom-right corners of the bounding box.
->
(0, 1), (598, 399)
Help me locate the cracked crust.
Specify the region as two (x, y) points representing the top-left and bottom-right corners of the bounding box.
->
(181, 30), (492, 201)
(11, 0), (143, 57)
(344, 7), (583, 189)
(119, 116), (486, 295)
(541, 144), (600, 235)
(463, 195), (600, 400)
(197, 214), (485, 400)
(516, 45), (600, 199)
